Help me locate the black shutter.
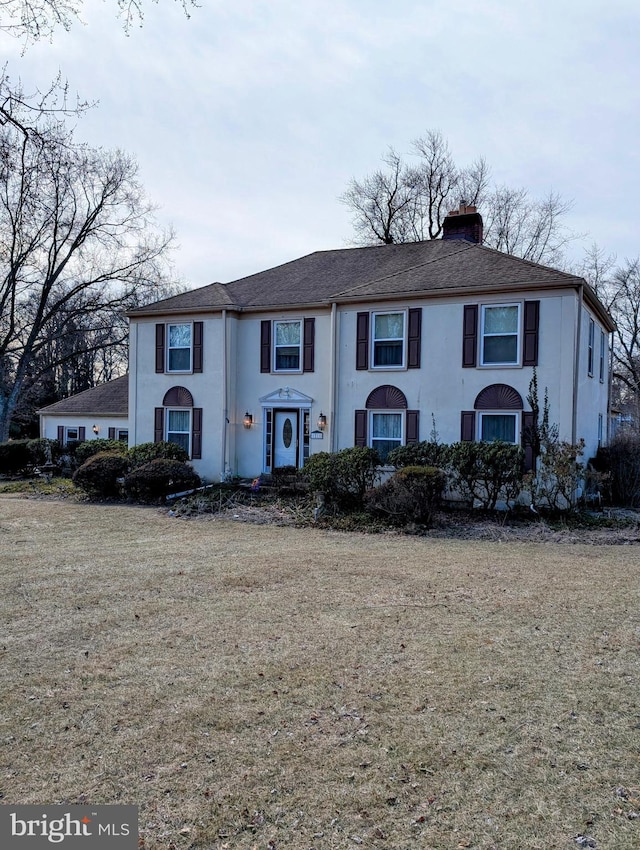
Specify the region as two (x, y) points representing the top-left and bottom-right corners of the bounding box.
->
(303, 317), (315, 372)
(523, 300), (539, 366)
(193, 321), (203, 373)
(356, 312), (369, 370)
(407, 308), (422, 369)
(192, 407), (203, 459)
(155, 324), (165, 373)
(522, 411), (536, 472)
(354, 409), (367, 447)
(108, 427), (116, 440)
(406, 410), (420, 444)
(462, 305), (478, 367)
(461, 411), (476, 441)
(57, 426), (64, 445)
(260, 320), (271, 373)
(154, 408), (164, 443)
(78, 427), (86, 442)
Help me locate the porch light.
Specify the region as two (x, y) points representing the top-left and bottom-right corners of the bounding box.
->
(92, 424), (100, 435)
(243, 412), (253, 429)
(317, 412), (327, 431)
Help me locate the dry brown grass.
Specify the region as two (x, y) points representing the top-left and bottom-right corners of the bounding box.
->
(0, 496), (639, 850)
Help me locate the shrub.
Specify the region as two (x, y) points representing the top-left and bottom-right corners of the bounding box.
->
(128, 441), (189, 469)
(524, 438), (585, 513)
(74, 439), (128, 466)
(386, 441), (451, 469)
(72, 451), (130, 498)
(364, 465), (446, 526)
(124, 459), (201, 503)
(0, 440), (32, 474)
(301, 446), (381, 510)
(449, 440), (524, 510)
(593, 434), (640, 508)
(26, 438), (62, 466)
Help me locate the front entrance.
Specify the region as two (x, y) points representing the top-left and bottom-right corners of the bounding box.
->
(273, 410), (299, 468)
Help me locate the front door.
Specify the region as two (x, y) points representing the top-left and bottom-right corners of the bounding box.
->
(273, 410), (299, 468)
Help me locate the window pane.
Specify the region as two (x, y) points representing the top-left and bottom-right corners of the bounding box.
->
(374, 313), (404, 340)
(169, 324), (191, 348)
(168, 410), (190, 431)
(481, 414), (516, 443)
(374, 341), (403, 366)
(168, 348), (191, 371)
(167, 433), (190, 454)
(275, 347), (300, 370)
(275, 321), (301, 345)
(484, 305), (518, 334)
(372, 413), (402, 438)
(483, 335), (518, 364)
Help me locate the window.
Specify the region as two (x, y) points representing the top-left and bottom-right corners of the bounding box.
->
(65, 427), (79, 445)
(598, 413), (603, 446)
(274, 320), (302, 371)
(372, 312), (405, 368)
(116, 429), (129, 442)
(166, 409), (191, 454)
(479, 412), (518, 444)
(167, 323), (192, 372)
(599, 329), (606, 383)
(481, 304), (520, 365)
(587, 317), (595, 377)
(370, 411), (403, 462)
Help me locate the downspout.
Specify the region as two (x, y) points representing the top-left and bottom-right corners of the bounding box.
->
(131, 321), (138, 448)
(571, 285), (583, 445)
(329, 302), (338, 452)
(221, 309), (228, 480)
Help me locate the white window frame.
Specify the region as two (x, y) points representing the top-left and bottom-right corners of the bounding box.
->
(165, 408), (191, 456)
(166, 323), (193, 374)
(478, 411), (520, 445)
(273, 319), (303, 373)
(598, 413), (603, 446)
(64, 426), (79, 446)
(116, 429), (129, 443)
(480, 303), (521, 367)
(371, 310), (407, 370)
(587, 317), (595, 377)
(369, 409), (404, 462)
(599, 329), (606, 383)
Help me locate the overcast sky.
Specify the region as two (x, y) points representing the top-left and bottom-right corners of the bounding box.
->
(2, 0), (639, 288)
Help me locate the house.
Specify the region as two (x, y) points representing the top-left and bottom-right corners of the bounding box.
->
(123, 205), (614, 482)
(38, 375), (129, 446)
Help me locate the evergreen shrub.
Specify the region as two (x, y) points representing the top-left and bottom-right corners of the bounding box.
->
(364, 465), (446, 526)
(124, 459), (201, 503)
(72, 452), (129, 498)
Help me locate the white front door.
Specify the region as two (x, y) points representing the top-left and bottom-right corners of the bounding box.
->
(273, 410), (298, 468)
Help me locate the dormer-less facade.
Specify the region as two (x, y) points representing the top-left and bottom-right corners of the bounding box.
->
(127, 209), (614, 482)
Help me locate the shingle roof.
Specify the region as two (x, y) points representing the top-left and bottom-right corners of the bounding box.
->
(38, 375), (128, 416)
(128, 239), (614, 330)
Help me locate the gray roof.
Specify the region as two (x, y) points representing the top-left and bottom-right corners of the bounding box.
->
(128, 239), (614, 330)
(38, 375), (128, 416)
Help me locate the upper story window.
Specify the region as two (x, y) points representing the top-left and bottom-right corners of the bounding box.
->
(599, 328), (605, 383)
(167, 323), (192, 372)
(372, 311), (405, 368)
(481, 304), (520, 366)
(587, 317), (595, 377)
(274, 320), (302, 372)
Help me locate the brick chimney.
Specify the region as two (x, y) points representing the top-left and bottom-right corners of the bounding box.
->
(442, 203), (483, 244)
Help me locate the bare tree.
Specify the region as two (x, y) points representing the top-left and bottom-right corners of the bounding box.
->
(341, 129), (575, 266)
(0, 80), (175, 440)
(1, 0), (197, 42)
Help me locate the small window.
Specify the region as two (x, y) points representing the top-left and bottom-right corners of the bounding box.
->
(481, 304), (520, 365)
(116, 429), (129, 442)
(479, 412), (518, 444)
(166, 409), (191, 454)
(587, 317), (595, 377)
(599, 330), (606, 383)
(370, 411), (403, 462)
(274, 320), (302, 372)
(372, 311), (405, 368)
(65, 427), (79, 445)
(598, 413), (603, 446)
(167, 324), (192, 373)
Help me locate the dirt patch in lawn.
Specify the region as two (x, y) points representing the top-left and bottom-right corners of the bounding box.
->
(1, 496), (639, 850)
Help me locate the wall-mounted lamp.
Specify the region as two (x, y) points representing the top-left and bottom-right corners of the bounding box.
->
(317, 412), (327, 431)
(92, 424), (100, 435)
(243, 412), (253, 429)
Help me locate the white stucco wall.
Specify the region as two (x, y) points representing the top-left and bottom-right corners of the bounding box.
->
(40, 415), (128, 443)
(575, 305), (611, 462)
